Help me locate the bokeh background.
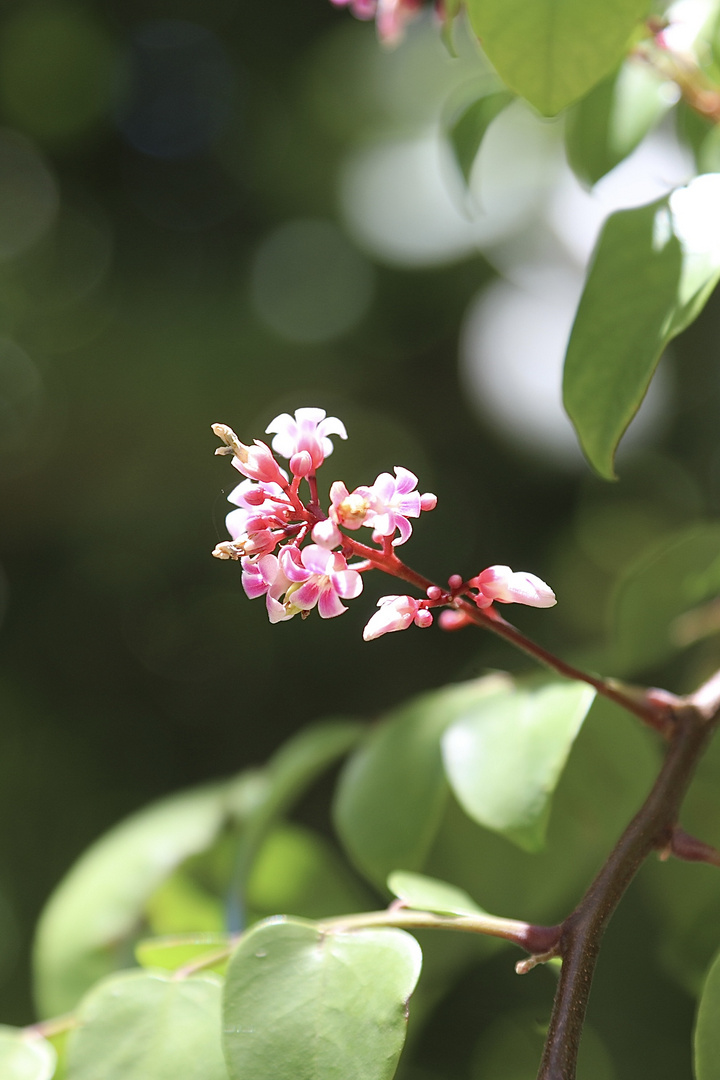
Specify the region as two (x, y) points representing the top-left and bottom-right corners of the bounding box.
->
(1, 0), (720, 1060)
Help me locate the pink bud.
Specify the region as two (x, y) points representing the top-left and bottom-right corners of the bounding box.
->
(474, 565), (556, 608)
(243, 487), (267, 506)
(414, 608), (433, 628)
(290, 451), (313, 477)
(438, 609), (473, 631)
(426, 585), (442, 600)
(420, 492), (437, 511)
(363, 595), (419, 641)
(312, 519), (343, 549)
(448, 574), (463, 590)
(233, 440), (287, 486)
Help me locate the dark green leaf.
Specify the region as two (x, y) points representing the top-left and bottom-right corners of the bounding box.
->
(447, 90), (515, 184)
(465, 0), (651, 116)
(565, 176), (720, 477)
(387, 871), (485, 916)
(66, 971), (227, 1080)
(695, 947), (720, 1079)
(565, 60), (671, 186)
(563, 198), (682, 478)
(471, 1008), (615, 1079)
(0, 1025), (56, 1080)
(333, 675), (511, 887)
(610, 523), (720, 673)
(442, 681), (596, 851)
(222, 917), (422, 1080)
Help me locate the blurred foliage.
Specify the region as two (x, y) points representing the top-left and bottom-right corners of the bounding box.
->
(2, 1), (720, 1078)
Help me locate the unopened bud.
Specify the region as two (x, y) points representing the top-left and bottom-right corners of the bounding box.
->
(290, 451), (313, 477)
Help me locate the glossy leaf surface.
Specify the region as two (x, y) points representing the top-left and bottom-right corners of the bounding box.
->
(466, 0), (651, 115)
(442, 681), (596, 851)
(222, 917), (422, 1080)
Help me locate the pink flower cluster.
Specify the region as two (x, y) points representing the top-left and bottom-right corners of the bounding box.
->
(212, 407), (556, 641)
(329, 0), (423, 45)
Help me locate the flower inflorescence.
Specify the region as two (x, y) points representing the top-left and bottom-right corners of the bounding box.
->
(212, 408), (556, 640)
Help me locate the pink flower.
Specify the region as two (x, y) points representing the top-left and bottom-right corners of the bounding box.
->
(471, 566), (556, 609)
(363, 594), (432, 640)
(329, 0), (422, 43)
(363, 466), (437, 546)
(266, 408), (347, 471)
(241, 554), (294, 623)
(281, 544), (363, 619)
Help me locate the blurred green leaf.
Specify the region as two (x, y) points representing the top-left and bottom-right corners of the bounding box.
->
(33, 778), (249, 1018)
(246, 823), (373, 920)
(66, 970), (227, 1080)
(695, 947), (720, 1079)
(222, 917), (422, 1080)
(447, 90), (515, 184)
(387, 871), (485, 916)
(610, 523), (720, 673)
(135, 934), (231, 974)
(471, 1008), (616, 1079)
(333, 675), (511, 887)
(565, 60), (672, 186)
(0, 1025), (56, 1080)
(442, 681), (596, 851)
(465, 0), (650, 116)
(565, 177), (720, 477)
(145, 869), (225, 935)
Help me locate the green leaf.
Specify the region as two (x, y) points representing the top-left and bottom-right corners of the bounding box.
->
(333, 674), (511, 887)
(565, 60), (672, 186)
(144, 869), (224, 935)
(565, 176), (720, 477)
(465, 0), (651, 116)
(442, 681), (596, 852)
(222, 917), (422, 1080)
(135, 933), (231, 973)
(387, 871), (485, 916)
(427, 696), (659, 923)
(563, 198), (682, 478)
(66, 971), (227, 1080)
(610, 523), (720, 674)
(33, 780), (245, 1017)
(0, 1025), (57, 1080)
(447, 90), (515, 184)
(695, 948), (720, 1079)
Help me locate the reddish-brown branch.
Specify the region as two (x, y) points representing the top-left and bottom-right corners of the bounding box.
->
(537, 702), (718, 1080)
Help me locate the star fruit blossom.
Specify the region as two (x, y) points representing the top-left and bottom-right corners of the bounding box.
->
(328, 0), (423, 45)
(330, 467), (437, 546)
(212, 407), (556, 637)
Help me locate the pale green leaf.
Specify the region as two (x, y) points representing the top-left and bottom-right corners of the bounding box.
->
(222, 917), (422, 1080)
(695, 948), (720, 1079)
(0, 1025), (57, 1080)
(447, 90), (514, 184)
(333, 674), (511, 886)
(442, 681), (596, 851)
(387, 871), (485, 916)
(465, 0), (651, 116)
(66, 971), (227, 1080)
(565, 60), (672, 186)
